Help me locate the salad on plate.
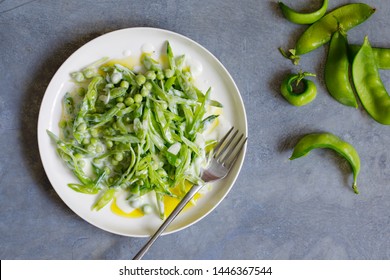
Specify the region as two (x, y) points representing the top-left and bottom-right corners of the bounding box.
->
(47, 41), (224, 220)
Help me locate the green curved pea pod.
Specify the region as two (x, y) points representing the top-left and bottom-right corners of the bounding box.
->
(279, 0), (328, 25)
(324, 30), (358, 108)
(280, 71), (317, 106)
(290, 133), (360, 194)
(352, 37), (390, 125)
(295, 3), (375, 55)
(349, 44), (390, 70)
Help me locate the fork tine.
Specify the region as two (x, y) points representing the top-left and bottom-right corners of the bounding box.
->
(214, 129), (238, 161)
(213, 126), (234, 156)
(218, 132), (243, 163)
(224, 135), (247, 170)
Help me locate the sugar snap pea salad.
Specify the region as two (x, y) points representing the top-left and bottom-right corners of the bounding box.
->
(47, 41), (223, 219)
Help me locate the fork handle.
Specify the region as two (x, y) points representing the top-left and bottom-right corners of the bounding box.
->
(132, 184), (204, 260)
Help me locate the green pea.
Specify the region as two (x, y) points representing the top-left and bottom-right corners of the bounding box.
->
(114, 153), (124, 161)
(294, 3), (375, 56)
(134, 93), (143, 103)
(290, 132), (360, 194)
(324, 30), (357, 108)
(145, 70), (156, 80)
(164, 68), (174, 78)
(82, 138), (90, 145)
(87, 144), (95, 152)
(136, 74), (146, 86)
(106, 140), (113, 149)
(280, 71), (317, 106)
(124, 97), (134, 106)
(279, 0), (328, 25)
(352, 36), (390, 125)
(144, 81), (152, 90)
(90, 129), (99, 138)
(95, 144), (103, 153)
(141, 86), (149, 97)
(120, 80), (130, 89)
(156, 71), (164, 80)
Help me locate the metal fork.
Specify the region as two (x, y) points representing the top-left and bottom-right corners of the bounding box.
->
(133, 127), (247, 260)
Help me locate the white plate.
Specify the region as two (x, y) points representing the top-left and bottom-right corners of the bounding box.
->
(37, 27), (247, 237)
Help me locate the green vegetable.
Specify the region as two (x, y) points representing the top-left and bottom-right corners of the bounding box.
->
(287, 3), (375, 60)
(48, 41), (221, 217)
(324, 29), (357, 108)
(290, 133), (360, 194)
(349, 44), (390, 70)
(352, 36), (390, 125)
(279, 0), (328, 25)
(280, 71), (317, 106)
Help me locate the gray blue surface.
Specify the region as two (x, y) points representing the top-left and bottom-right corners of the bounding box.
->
(1, 0), (390, 260)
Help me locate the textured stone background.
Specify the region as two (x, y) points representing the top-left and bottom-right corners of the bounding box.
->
(1, 0), (390, 259)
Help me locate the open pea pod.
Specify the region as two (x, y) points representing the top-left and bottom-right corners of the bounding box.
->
(352, 36), (390, 125)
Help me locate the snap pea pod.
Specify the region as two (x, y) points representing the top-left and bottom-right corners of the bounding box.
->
(279, 0), (328, 25)
(295, 3), (375, 55)
(352, 36), (390, 125)
(349, 44), (390, 70)
(280, 71), (317, 106)
(324, 30), (357, 108)
(290, 133), (360, 194)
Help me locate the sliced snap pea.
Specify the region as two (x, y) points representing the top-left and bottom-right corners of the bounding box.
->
(280, 71), (317, 106)
(325, 30), (357, 108)
(290, 133), (360, 194)
(352, 36), (390, 125)
(349, 44), (390, 70)
(279, 0), (328, 25)
(295, 3), (375, 55)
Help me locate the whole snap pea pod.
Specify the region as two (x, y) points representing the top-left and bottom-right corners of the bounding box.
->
(280, 71), (317, 106)
(295, 3), (375, 55)
(349, 44), (390, 70)
(325, 30), (358, 108)
(352, 36), (390, 125)
(279, 0), (328, 25)
(290, 133), (360, 194)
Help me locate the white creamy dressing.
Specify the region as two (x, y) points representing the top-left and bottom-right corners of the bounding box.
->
(186, 56), (203, 77)
(141, 43), (155, 54)
(122, 49), (132, 57)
